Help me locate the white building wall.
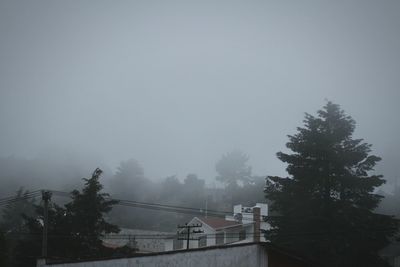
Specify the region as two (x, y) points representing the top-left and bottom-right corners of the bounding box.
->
(207, 234), (216, 246)
(224, 227), (242, 244)
(37, 244), (268, 267)
(228, 203), (270, 243)
(164, 239), (174, 251)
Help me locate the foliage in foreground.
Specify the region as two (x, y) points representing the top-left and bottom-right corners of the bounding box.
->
(14, 168), (123, 267)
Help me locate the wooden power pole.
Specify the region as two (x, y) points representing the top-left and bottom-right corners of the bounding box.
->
(177, 223), (203, 249)
(41, 190), (52, 258)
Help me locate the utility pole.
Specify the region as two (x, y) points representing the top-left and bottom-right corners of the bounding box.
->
(253, 207), (261, 242)
(41, 190), (52, 258)
(177, 223), (203, 250)
(128, 235), (137, 251)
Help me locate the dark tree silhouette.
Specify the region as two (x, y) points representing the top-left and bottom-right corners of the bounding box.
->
(65, 168), (120, 258)
(15, 168), (121, 266)
(0, 188), (37, 267)
(265, 102), (399, 267)
(0, 228), (8, 267)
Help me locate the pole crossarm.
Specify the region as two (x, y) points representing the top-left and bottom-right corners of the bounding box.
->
(176, 223), (204, 249)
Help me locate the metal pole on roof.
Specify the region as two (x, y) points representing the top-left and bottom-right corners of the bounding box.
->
(205, 196), (208, 218)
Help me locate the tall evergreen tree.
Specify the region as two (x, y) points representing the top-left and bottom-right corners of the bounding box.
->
(109, 159), (149, 200)
(65, 168), (120, 258)
(265, 102), (399, 267)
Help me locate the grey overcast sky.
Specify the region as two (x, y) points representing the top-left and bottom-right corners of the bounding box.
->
(0, 0), (399, 185)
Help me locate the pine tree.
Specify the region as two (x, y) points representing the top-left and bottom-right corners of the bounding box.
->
(265, 102), (399, 267)
(16, 168), (121, 265)
(65, 168), (120, 258)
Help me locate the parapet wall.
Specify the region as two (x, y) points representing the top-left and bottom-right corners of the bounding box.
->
(37, 243), (268, 267)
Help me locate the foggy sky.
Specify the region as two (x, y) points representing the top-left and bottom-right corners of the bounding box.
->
(0, 1), (399, 186)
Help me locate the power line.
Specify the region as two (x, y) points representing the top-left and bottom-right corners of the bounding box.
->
(0, 190), (41, 207)
(0, 189), (253, 218)
(0, 189), (231, 219)
(50, 189), (232, 217)
(116, 201), (227, 217)
(118, 199), (230, 216)
(0, 189), (41, 202)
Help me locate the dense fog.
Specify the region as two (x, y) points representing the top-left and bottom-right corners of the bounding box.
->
(1, 2), (400, 266)
(0, 1), (399, 190)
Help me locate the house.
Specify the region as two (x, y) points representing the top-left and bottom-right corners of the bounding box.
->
(173, 216), (253, 250)
(37, 242), (312, 267)
(174, 203), (270, 249)
(101, 203), (270, 253)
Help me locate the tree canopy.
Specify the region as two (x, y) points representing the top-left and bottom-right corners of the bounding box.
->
(64, 168), (120, 258)
(14, 168), (121, 266)
(215, 150), (252, 188)
(265, 102), (399, 267)
(109, 159), (148, 200)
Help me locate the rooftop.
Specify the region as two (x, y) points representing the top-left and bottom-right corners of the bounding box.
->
(197, 217), (242, 230)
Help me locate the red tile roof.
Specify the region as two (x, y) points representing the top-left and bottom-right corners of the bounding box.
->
(198, 217), (242, 230)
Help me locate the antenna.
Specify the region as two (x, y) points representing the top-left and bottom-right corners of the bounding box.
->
(205, 196), (208, 218)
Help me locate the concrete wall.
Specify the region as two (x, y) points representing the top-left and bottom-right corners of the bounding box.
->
(102, 228), (175, 253)
(38, 244), (268, 267)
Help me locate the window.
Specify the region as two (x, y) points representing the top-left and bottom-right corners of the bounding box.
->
(216, 232), (224, 245)
(198, 235), (207, 247)
(239, 229), (246, 241)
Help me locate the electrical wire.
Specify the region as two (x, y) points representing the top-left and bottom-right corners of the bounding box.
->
(2, 188), (397, 242)
(0, 190), (42, 206)
(50, 189), (232, 217)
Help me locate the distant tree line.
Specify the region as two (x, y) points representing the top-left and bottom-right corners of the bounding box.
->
(107, 155), (265, 231)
